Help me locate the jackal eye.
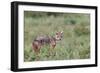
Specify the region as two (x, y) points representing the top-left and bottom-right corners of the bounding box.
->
(57, 36), (59, 38)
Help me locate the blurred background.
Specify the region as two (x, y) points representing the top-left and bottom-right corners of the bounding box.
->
(24, 11), (90, 62)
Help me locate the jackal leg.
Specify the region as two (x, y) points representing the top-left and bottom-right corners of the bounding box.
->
(32, 42), (41, 61)
(49, 42), (56, 56)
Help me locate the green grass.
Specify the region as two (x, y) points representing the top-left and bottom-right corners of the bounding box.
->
(24, 11), (90, 62)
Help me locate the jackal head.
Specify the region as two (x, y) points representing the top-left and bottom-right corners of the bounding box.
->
(55, 31), (63, 41)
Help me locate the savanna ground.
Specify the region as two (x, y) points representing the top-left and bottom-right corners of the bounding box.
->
(24, 11), (90, 62)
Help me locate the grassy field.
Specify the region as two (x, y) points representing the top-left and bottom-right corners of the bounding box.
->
(24, 11), (90, 62)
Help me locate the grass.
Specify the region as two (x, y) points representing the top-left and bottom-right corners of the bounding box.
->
(24, 11), (90, 62)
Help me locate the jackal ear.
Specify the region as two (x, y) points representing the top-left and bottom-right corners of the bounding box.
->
(56, 32), (59, 35)
(61, 31), (63, 33)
